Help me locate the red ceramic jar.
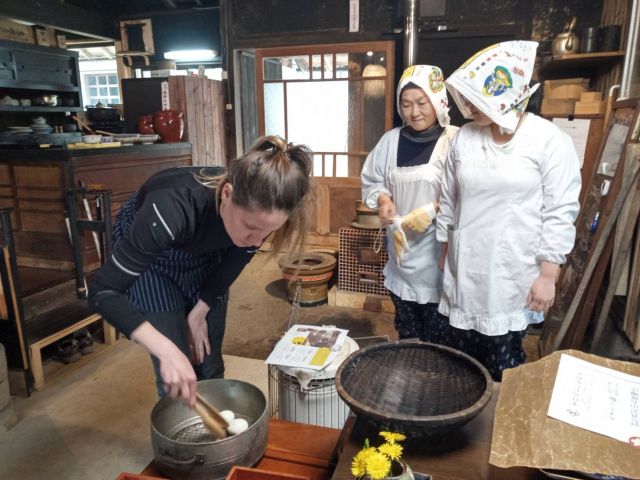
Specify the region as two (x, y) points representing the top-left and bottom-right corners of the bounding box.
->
(153, 110), (184, 143)
(137, 115), (155, 134)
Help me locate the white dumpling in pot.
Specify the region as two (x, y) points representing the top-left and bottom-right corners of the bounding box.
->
(227, 418), (249, 435)
(219, 410), (235, 424)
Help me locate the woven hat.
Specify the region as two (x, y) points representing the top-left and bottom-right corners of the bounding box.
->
(397, 65), (450, 127)
(446, 41), (540, 133)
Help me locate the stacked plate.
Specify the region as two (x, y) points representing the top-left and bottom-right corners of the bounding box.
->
(31, 123), (53, 134)
(8, 126), (32, 133)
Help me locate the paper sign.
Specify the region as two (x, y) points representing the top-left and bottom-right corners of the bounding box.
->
(548, 354), (640, 445)
(552, 118), (590, 169)
(265, 324), (349, 370)
(349, 0), (359, 32)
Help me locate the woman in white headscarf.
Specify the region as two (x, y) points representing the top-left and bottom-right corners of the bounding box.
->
(437, 41), (581, 380)
(361, 65), (458, 342)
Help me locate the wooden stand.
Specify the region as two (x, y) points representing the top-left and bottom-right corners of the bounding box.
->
(29, 313), (116, 391)
(327, 286), (395, 314)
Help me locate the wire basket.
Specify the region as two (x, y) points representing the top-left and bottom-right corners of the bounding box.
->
(268, 364), (350, 429)
(268, 336), (360, 429)
(335, 340), (493, 437)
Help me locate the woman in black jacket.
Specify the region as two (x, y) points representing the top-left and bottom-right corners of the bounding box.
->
(89, 136), (312, 406)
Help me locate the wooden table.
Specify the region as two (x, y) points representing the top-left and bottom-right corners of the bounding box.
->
(331, 384), (546, 480)
(141, 387), (546, 480)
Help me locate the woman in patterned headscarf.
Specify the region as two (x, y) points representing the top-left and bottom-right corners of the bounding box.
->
(361, 65), (458, 343)
(437, 41), (581, 380)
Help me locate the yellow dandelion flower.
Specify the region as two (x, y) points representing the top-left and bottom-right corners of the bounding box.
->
(378, 442), (403, 461)
(351, 447), (376, 477)
(380, 431), (406, 443)
(365, 451), (391, 480)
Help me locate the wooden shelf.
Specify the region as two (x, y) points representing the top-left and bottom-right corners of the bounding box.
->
(0, 105), (83, 113)
(540, 51), (625, 72)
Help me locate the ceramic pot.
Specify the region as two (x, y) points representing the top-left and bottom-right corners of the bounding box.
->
(137, 115), (155, 134)
(384, 460), (414, 480)
(153, 110), (183, 143)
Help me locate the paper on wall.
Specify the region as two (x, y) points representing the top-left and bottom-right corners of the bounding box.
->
(552, 118), (590, 169)
(548, 353), (640, 445)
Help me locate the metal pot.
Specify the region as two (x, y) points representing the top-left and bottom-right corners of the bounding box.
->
(552, 16), (580, 56)
(85, 106), (119, 123)
(150, 379), (268, 480)
(552, 33), (580, 56)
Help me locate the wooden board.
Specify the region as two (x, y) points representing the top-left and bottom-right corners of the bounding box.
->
(540, 99), (640, 355)
(623, 217), (640, 350)
(328, 286), (394, 314)
(169, 76), (227, 166)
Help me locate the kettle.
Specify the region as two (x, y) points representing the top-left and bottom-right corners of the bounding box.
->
(552, 17), (580, 56)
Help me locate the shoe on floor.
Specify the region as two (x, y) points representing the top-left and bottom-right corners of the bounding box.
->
(54, 337), (81, 364)
(73, 329), (95, 355)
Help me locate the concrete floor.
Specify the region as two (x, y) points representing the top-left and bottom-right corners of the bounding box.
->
(0, 252), (575, 480)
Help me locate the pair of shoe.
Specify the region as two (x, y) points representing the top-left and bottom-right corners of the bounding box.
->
(54, 329), (94, 364)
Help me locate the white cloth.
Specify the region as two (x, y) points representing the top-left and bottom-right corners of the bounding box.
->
(397, 65), (450, 127)
(361, 125), (458, 303)
(436, 114), (581, 335)
(446, 41), (540, 134)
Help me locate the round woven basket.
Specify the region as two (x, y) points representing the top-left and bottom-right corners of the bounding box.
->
(335, 340), (493, 437)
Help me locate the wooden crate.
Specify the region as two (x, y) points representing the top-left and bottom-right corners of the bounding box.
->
(227, 467), (310, 480)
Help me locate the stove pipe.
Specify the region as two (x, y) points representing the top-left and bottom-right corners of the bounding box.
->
(403, 0), (419, 68)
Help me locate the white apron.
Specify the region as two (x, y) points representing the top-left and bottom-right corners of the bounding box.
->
(384, 158), (442, 303)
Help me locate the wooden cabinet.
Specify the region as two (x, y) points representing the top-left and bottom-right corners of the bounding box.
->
(0, 39), (84, 119)
(0, 143), (192, 393)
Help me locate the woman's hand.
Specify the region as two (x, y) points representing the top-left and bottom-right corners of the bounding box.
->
(438, 242), (448, 272)
(130, 322), (197, 406)
(187, 299), (211, 364)
(158, 347), (198, 406)
(526, 262), (561, 313)
(377, 194), (396, 223)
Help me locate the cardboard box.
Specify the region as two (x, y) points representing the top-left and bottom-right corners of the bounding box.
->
(541, 98), (575, 116)
(543, 78), (589, 100)
(574, 100), (605, 115)
(0, 19), (34, 44)
(580, 91), (602, 102)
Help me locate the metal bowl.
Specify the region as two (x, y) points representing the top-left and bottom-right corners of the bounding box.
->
(151, 379), (268, 480)
(32, 95), (58, 106)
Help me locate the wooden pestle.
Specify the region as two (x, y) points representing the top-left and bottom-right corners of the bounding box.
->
(194, 392), (229, 439)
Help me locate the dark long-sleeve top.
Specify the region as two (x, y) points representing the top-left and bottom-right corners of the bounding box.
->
(88, 167), (255, 337)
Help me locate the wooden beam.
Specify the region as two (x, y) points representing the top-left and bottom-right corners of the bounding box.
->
(0, 0), (118, 40)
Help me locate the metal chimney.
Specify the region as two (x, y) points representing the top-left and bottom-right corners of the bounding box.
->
(404, 0), (419, 68)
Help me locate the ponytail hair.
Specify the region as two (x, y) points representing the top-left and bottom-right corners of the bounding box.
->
(198, 135), (312, 254)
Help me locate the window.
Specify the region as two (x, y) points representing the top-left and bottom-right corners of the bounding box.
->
(255, 42), (394, 178)
(84, 73), (121, 106)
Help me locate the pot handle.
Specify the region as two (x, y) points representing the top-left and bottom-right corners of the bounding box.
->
(566, 35), (574, 51)
(157, 451), (205, 466)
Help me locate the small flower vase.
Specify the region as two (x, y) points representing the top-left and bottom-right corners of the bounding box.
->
(385, 460), (414, 480)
